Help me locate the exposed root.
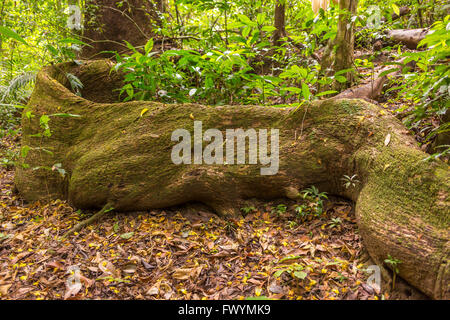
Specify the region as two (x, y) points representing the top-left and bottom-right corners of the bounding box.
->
(61, 202), (114, 239)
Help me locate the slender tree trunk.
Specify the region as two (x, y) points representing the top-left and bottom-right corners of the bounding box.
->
(333, 0), (358, 91)
(273, 0), (286, 45)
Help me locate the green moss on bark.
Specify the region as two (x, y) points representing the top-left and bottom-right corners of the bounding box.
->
(15, 60), (450, 299)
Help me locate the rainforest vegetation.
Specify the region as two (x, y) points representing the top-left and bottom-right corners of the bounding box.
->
(0, 0), (448, 301)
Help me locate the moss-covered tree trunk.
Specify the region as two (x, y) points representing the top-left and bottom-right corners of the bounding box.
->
(15, 61), (449, 299)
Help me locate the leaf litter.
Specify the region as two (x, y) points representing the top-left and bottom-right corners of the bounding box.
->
(0, 159), (403, 300)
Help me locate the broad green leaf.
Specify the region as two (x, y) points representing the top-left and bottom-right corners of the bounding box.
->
(293, 271), (307, 279)
(283, 86), (302, 94)
(262, 26), (277, 33)
(0, 26), (28, 46)
(302, 83), (311, 100)
(145, 39), (154, 54)
(335, 75), (348, 83)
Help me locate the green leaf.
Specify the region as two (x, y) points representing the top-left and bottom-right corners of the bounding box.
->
(113, 222), (119, 233)
(335, 75), (347, 83)
(293, 271), (307, 279)
(302, 83), (311, 100)
(0, 26), (28, 46)
(46, 45), (59, 56)
(145, 39), (154, 54)
(256, 13), (265, 25)
(273, 269), (286, 278)
(59, 38), (91, 47)
(50, 113), (81, 118)
(335, 68), (354, 76)
(21, 146), (30, 158)
(379, 68), (399, 78)
(283, 86), (302, 94)
(120, 232), (134, 240)
(316, 90), (338, 97)
(262, 26), (277, 33)
(278, 255), (300, 263)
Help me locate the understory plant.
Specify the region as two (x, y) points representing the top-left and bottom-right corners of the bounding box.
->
(395, 15), (450, 158)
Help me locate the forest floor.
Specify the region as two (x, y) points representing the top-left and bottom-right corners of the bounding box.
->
(0, 47), (435, 300)
(0, 161), (380, 300)
(0, 136), (426, 300)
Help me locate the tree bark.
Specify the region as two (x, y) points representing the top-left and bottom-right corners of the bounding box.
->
(15, 61), (450, 299)
(319, 0), (358, 93)
(273, 0), (286, 45)
(333, 0), (358, 91)
(81, 0), (163, 59)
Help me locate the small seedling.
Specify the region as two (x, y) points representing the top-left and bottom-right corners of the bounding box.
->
(240, 206), (257, 215)
(301, 186), (328, 216)
(341, 174), (360, 189)
(286, 220), (298, 229)
(271, 204), (287, 217)
(328, 217), (342, 229)
(384, 254), (402, 290)
(224, 220), (238, 235)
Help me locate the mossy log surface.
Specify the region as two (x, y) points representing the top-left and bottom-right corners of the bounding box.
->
(15, 61), (449, 299)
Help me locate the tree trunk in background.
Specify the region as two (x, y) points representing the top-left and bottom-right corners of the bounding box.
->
(273, 0), (286, 45)
(332, 0), (358, 91)
(15, 61), (450, 299)
(81, 0), (163, 59)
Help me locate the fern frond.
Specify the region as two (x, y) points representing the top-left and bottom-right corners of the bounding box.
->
(1, 71), (36, 103)
(66, 73), (83, 96)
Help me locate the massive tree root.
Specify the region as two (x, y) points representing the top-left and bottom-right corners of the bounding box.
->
(15, 61), (449, 299)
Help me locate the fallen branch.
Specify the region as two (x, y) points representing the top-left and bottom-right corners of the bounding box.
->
(61, 203), (114, 239)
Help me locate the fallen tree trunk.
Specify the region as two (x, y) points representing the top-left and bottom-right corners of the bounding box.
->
(333, 74), (388, 101)
(15, 61), (449, 299)
(382, 6), (411, 22)
(385, 28), (429, 49)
